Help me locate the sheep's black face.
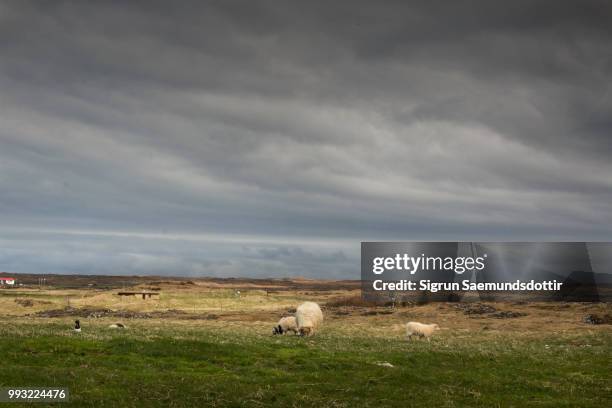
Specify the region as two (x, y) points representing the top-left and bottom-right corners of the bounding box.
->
(272, 325), (283, 335)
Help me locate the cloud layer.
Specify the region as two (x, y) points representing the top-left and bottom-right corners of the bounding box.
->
(1, 1), (611, 277)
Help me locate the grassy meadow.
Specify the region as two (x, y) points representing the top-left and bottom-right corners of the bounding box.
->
(0, 279), (610, 407)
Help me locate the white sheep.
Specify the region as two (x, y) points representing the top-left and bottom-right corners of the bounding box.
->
(272, 316), (298, 335)
(295, 301), (323, 336)
(405, 321), (440, 341)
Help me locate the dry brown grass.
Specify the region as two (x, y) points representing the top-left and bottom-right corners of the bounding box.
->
(2, 278), (611, 342)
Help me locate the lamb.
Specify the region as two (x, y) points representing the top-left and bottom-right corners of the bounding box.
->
(405, 322), (439, 341)
(272, 316), (298, 335)
(295, 301), (323, 336)
(109, 323), (127, 329)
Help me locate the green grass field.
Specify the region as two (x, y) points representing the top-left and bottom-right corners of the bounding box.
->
(1, 319), (610, 407)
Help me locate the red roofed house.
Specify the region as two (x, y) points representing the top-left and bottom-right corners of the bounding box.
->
(0, 277), (15, 286)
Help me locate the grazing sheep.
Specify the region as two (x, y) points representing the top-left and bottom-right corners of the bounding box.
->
(405, 322), (439, 341)
(272, 316), (298, 335)
(109, 323), (126, 329)
(295, 302), (323, 336)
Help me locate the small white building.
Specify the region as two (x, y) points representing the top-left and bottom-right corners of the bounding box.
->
(0, 277), (15, 286)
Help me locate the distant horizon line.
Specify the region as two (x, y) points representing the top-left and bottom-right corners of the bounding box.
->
(0, 271), (358, 282)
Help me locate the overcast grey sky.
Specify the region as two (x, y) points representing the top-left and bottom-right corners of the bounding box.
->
(1, 1), (611, 278)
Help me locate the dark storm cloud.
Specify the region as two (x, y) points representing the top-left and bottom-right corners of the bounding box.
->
(1, 1), (611, 277)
